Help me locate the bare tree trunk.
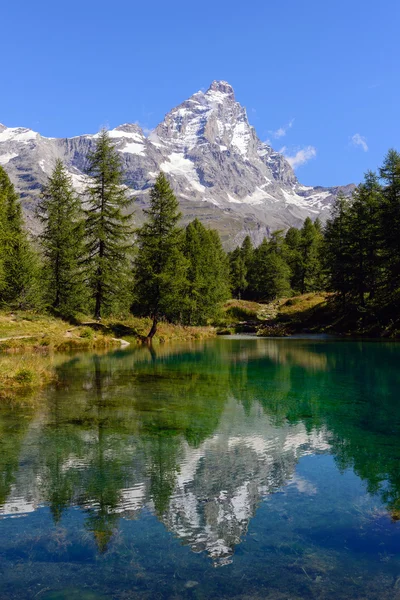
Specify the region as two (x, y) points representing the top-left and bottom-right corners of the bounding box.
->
(146, 314), (158, 341)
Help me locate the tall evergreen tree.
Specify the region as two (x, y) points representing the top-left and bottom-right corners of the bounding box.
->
(379, 149), (400, 295)
(298, 217), (323, 293)
(241, 235), (254, 271)
(347, 171), (382, 306)
(247, 237), (291, 301)
(183, 219), (230, 324)
(229, 235), (254, 299)
(37, 159), (86, 316)
(132, 172), (187, 339)
(84, 129), (134, 318)
(0, 166), (41, 308)
(229, 246), (247, 299)
(324, 193), (353, 310)
(284, 226), (303, 292)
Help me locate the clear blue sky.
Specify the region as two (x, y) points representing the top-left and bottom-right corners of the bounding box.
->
(1, 0), (399, 186)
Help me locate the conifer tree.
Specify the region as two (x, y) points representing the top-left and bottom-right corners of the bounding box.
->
(299, 217), (323, 293)
(229, 246), (247, 299)
(241, 235), (254, 271)
(284, 226), (303, 292)
(183, 219), (230, 324)
(229, 235), (254, 299)
(379, 149), (400, 294)
(324, 193), (353, 310)
(84, 129), (134, 318)
(37, 159), (86, 316)
(347, 172), (382, 306)
(247, 237), (291, 301)
(132, 172), (187, 339)
(0, 166), (41, 308)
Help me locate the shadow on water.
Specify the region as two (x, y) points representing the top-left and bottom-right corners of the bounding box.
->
(1, 338), (400, 599)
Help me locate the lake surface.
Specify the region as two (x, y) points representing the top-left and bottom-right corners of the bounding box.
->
(1, 338), (400, 600)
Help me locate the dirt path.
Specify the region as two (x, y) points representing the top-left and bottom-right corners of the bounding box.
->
(0, 335), (40, 342)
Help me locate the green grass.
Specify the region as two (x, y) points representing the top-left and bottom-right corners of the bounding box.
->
(0, 353), (66, 404)
(0, 310), (216, 353)
(0, 310), (217, 401)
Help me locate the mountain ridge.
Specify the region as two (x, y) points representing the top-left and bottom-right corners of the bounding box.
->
(0, 81), (354, 249)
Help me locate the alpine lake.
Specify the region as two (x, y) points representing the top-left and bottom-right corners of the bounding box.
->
(1, 336), (400, 600)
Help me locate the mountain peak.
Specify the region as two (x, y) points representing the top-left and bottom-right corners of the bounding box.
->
(206, 80), (235, 101)
(114, 123), (144, 135)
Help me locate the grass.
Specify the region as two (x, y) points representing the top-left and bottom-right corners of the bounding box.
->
(218, 300), (271, 332)
(0, 310), (216, 354)
(0, 353), (64, 404)
(0, 310), (217, 401)
(278, 293), (329, 320)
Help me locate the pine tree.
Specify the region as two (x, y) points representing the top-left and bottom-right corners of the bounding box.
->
(0, 166), (41, 308)
(229, 235), (254, 299)
(379, 149), (400, 295)
(241, 235), (254, 271)
(347, 172), (382, 306)
(284, 226), (303, 292)
(183, 219), (230, 324)
(132, 172), (187, 339)
(298, 217), (323, 293)
(37, 159), (86, 316)
(84, 129), (134, 318)
(247, 237), (291, 301)
(229, 246), (247, 299)
(324, 193), (353, 311)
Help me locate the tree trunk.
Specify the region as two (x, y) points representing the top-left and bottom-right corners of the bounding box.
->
(146, 314), (158, 341)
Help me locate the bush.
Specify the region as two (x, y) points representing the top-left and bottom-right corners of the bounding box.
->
(80, 327), (95, 339)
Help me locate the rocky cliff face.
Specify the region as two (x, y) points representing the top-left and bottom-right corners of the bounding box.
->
(0, 81), (353, 248)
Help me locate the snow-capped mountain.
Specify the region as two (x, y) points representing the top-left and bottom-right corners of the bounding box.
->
(0, 396), (330, 566)
(0, 82), (353, 248)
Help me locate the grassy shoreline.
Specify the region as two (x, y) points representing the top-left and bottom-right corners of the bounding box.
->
(0, 311), (216, 400)
(219, 295), (400, 339)
(2, 294), (398, 402)
(254, 293), (400, 339)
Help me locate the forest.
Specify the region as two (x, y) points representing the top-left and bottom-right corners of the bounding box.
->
(0, 128), (399, 338)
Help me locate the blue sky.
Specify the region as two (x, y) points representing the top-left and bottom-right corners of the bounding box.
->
(1, 0), (399, 186)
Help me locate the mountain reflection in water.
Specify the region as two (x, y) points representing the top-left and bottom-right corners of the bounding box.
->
(1, 338), (400, 599)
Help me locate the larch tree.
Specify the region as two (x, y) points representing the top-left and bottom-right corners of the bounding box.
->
(323, 193), (353, 311)
(298, 217), (323, 293)
(37, 159), (86, 316)
(132, 172), (187, 340)
(229, 246), (247, 299)
(247, 236), (291, 301)
(379, 149), (400, 295)
(347, 171), (382, 306)
(84, 129), (134, 319)
(183, 219), (230, 324)
(0, 166), (41, 308)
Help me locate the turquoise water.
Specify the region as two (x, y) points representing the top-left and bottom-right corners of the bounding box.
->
(1, 338), (400, 599)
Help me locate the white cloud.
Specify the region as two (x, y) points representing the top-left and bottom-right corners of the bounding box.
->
(281, 145), (317, 169)
(351, 133), (368, 152)
(270, 118), (294, 139)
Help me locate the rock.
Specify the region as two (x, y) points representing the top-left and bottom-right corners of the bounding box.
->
(184, 581), (199, 589)
(0, 82), (354, 250)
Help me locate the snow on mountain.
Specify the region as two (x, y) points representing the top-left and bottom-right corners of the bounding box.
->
(0, 396), (331, 567)
(0, 82), (353, 248)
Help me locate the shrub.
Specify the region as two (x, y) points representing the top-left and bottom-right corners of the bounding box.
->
(80, 327), (95, 339)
